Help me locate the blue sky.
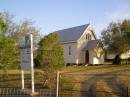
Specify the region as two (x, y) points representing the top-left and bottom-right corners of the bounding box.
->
(0, 0), (130, 38)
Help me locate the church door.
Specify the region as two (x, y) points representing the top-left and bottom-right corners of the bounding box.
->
(85, 50), (89, 64)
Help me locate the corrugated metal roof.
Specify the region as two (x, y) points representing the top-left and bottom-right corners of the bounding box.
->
(84, 40), (98, 50)
(55, 24), (89, 42)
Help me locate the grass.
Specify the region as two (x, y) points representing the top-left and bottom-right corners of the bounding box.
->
(0, 64), (130, 97)
(0, 70), (47, 88)
(59, 64), (130, 97)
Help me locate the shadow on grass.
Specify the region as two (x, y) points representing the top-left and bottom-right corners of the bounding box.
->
(80, 68), (130, 97)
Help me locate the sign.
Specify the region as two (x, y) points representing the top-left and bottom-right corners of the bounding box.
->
(19, 34), (35, 94)
(19, 35), (33, 71)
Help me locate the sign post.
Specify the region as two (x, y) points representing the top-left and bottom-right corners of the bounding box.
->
(19, 34), (35, 94)
(21, 70), (24, 90)
(30, 34), (35, 93)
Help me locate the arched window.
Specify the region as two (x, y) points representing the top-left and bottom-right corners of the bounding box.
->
(86, 34), (88, 40)
(86, 34), (91, 40)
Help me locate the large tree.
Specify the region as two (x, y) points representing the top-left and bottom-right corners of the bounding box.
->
(0, 11), (41, 50)
(0, 16), (18, 70)
(36, 33), (65, 88)
(0, 11), (41, 69)
(101, 19), (130, 64)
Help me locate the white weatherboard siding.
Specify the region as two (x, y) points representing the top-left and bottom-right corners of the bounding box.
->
(106, 50), (130, 59)
(90, 48), (104, 64)
(120, 50), (130, 59)
(62, 42), (78, 64)
(77, 26), (96, 64)
(56, 24), (104, 65)
(89, 50), (94, 64)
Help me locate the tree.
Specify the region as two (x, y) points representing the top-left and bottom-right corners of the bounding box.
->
(0, 11), (17, 36)
(0, 11), (41, 50)
(36, 33), (65, 88)
(0, 16), (18, 70)
(14, 20), (41, 50)
(101, 19), (130, 64)
(0, 37), (18, 69)
(0, 16), (8, 37)
(0, 11), (41, 69)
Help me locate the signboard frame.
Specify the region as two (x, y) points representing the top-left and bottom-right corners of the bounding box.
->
(19, 34), (35, 94)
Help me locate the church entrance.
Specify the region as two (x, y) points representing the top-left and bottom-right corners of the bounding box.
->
(85, 50), (89, 64)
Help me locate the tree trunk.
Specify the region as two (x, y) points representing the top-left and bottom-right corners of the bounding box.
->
(113, 54), (121, 65)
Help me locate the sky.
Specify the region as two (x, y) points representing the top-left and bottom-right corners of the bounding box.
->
(0, 0), (130, 38)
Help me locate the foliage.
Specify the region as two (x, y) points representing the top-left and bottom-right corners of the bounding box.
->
(36, 33), (65, 88)
(14, 20), (41, 50)
(0, 16), (8, 37)
(0, 16), (18, 70)
(36, 33), (65, 69)
(101, 19), (130, 64)
(0, 11), (41, 50)
(0, 37), (18, 69)
(0, 11), (41, 69)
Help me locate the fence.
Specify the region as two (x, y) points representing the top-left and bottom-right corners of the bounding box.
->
(0, 88), (55, 97)
(0, 88), (129, 97)
(128, 85), (130, 97)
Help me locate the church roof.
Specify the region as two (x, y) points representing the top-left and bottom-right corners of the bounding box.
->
(85, 40), (98, 50)
(55, 24), (89, 43)
(83, 40), (103, 50)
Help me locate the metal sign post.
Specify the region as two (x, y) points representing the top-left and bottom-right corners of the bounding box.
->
(30, 34), (35, 93)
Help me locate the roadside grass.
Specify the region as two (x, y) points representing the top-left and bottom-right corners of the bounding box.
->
(0, 71), (47, 88)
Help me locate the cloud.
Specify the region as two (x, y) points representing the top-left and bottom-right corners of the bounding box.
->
(95, 4), (130, 38)
(105, 6), (130, 21)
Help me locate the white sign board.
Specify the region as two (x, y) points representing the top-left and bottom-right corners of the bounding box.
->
(19, 34), (33, 71)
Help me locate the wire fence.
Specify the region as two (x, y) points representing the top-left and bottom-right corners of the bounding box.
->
(0, 88), (129, 97)
(0, 88), (55, 97)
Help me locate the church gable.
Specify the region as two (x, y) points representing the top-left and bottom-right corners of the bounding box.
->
(78, 25), (97, 43)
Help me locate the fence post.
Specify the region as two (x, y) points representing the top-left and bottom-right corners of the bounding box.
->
(21, 70), (24, 90)
(56, 71), (60, 97)
(127, 85), (130, 97)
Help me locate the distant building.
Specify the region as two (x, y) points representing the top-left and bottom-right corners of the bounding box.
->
(105, 50), (130, 60)
(56, 24), (104, 65)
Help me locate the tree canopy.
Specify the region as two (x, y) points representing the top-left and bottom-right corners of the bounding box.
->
(0, 16), (18, 69)
(36, 33), (65, 88)
(0, 11), (41, 69)
(101, 19), (130, 64)
(0, 16), (8, 37)
(36, 33), (65, 69)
